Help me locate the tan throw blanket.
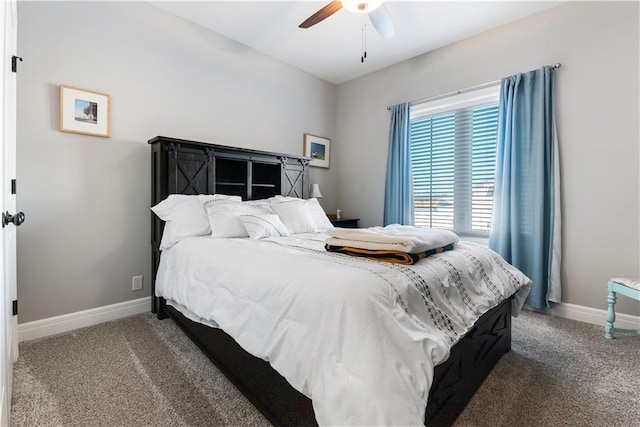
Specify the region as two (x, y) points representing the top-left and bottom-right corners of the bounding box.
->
(327, 224), (459, 253)
(324, 243), (455, 265)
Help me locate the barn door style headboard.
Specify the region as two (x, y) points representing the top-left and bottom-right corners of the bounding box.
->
(149, 136), (310, 313)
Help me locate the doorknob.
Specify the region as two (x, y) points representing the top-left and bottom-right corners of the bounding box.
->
(2, 211), (25, 228)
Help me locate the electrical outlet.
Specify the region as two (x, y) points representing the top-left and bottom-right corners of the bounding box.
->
(132, 275), (143, 291)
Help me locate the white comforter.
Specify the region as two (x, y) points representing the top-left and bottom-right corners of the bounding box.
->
(156, 233), (531, 426)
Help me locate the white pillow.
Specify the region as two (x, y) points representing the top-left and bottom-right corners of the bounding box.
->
(204, 199), (272, 238)
(269, 196), (333, 231)
(268, 195), (300, 203)
(238, 213), (291, 239)
(270, 199), (317, 234)
(151, 194), (241, 249)
(244, 199), (272, 208)
(306, 198), (334, 231)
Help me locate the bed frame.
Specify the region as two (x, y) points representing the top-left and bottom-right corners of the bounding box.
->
(149, 136), (512, 426)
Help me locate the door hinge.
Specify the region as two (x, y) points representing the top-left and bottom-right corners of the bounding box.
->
(11, 56), (22, 73)
(11, 179), (16, 195)
(12, 300), (17, 316)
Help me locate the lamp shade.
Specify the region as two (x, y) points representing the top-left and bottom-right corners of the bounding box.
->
(310, 184), (323, 199)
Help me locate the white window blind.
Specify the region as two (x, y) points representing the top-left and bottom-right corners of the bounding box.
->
(410, 86), (499, 236)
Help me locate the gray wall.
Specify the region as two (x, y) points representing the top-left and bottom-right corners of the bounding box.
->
(16, 1), (337, 322)
(335, 1), (640, 315)
(17, 1), (640, 322)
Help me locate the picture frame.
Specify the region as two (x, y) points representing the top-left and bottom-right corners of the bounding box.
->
(303, 133), (331, 169)
(60, 85), (110, 138)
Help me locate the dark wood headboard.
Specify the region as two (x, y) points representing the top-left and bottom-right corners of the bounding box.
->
(149, 136), (310, 313)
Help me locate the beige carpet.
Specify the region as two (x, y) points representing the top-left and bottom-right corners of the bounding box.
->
(10, 309), (640, 426)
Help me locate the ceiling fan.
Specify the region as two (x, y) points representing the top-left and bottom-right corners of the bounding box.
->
(298, 0), (395, 39)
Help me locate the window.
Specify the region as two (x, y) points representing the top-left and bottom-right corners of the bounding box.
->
(410, 86), (499, 236)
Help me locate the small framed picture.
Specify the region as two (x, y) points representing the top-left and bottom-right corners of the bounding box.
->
(60, 85), (110, 138)
(303, 133), (331, 169)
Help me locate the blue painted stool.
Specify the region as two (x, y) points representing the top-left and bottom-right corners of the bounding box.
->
(605, 278), (640, 339)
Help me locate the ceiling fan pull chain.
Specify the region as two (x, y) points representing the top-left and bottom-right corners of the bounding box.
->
(361, 19), (364, 63)
(361, 18), (367, 63)
(364, 22), (368, 60)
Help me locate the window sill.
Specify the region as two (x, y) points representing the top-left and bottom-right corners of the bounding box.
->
(460, 236), (489, 246)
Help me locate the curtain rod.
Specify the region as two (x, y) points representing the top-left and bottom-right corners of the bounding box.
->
(386, 63), (562, 110)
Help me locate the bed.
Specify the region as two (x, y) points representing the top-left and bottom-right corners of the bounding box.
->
(149, 136), (531, 426)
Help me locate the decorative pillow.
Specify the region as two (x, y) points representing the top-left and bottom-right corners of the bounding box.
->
(151, 194), (241, 249)
(204, 199), (272, 238)
(238, 213), (291, 239)
(306, 198), (334, 231)
(198, 194), (243, 204)
(270, 199), (317, 234)
(269, 196), (333, 231)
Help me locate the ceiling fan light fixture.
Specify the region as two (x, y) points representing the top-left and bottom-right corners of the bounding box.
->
(341, 0), (384, 14)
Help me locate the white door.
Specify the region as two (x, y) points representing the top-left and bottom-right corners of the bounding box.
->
(1, 0), (20, 425)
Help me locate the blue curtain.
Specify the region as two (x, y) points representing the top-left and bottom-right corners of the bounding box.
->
(489, 66), (559, 310)
(384, 103), (413, 225)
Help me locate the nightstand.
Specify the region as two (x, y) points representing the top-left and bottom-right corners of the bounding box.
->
(329, 218), (359, 228)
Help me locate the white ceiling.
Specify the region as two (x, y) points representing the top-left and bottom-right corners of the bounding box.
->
(150, 1), (565, 85)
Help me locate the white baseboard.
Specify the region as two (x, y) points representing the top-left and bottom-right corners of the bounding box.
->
(543, 301), (640, 330)
(15, 297), (639, 343)
(18, 297), (151, 342)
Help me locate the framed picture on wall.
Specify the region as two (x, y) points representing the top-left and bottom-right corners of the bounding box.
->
(59, 85), (111, 138)
(303, 133), (330, 169)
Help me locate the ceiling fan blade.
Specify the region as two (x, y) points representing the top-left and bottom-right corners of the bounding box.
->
(299, 1), (343, 29)
(368, 5), (394, 39)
